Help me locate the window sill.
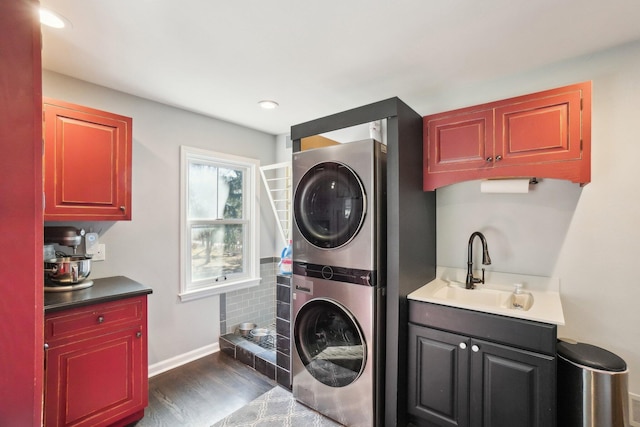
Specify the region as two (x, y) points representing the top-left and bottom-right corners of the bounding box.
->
(179, 277), (262, 302)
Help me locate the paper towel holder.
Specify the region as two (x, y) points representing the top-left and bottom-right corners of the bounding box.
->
(480, 177), (539, 193)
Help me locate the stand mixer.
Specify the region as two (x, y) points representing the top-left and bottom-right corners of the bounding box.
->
(44, 226), (94, 292)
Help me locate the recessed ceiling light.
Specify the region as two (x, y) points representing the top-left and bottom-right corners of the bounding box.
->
(258, 100), (279, 110)
(39, 8), (69, 29)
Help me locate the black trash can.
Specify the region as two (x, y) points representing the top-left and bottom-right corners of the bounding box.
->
(557, 339), (629, 427)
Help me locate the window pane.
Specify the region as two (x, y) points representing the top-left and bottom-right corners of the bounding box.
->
(220, 167), (243, 219)
(188, 162), (219, 219)
(189, 163), (244, 220)
(190, 224), (244, 281)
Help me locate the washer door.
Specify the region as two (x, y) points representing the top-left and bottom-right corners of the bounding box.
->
(294, 298), (366, 387)
(294, 161), (366, 249)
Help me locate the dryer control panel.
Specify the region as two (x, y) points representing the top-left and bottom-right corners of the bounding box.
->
(293, 261), (377, 286)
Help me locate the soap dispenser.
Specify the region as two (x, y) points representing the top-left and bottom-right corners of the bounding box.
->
(510, 283), (527, 310)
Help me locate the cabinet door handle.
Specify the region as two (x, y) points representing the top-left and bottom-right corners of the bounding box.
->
(44, 343), (49, 351)
(486, 157), (493, 162)
(97, 315), (105, 324)
(495, 155), (502, 161)
(471, 344), (480, 352)
(119, 205), (126, 211)
(136, 331), (142, 338)
(459, 342), (467, 350)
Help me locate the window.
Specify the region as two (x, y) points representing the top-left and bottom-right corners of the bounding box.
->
(180, 146), (260, 301)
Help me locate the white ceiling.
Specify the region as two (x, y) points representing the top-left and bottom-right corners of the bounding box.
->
(40, 0), (640, 136)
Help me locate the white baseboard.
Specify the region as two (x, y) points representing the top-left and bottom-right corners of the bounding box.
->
(148, 343), (220, 378)
(631, 392), (640, 427)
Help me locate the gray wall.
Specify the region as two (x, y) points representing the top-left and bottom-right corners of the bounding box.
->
(424, 40), (640, 394)
(275, 40), (640, 397)
(43, 37), (640, 397)
(43, 71), (278, 367)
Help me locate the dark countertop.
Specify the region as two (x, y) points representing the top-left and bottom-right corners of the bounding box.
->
(44, 276), (153, 314)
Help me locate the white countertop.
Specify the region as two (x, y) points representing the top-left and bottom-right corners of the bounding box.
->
(408, 267), (565, 325)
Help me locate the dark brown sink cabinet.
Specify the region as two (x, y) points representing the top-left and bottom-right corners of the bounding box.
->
(407, 301), (557, 427)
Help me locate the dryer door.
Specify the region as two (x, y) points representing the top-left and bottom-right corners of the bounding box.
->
(294, 297), (366, 387)
(293, 161), (366, 249)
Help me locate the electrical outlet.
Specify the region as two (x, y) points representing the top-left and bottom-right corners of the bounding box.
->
(631, 393), (640, 427)
(92, 243), (106, 261)
(85, 232), (99, 251)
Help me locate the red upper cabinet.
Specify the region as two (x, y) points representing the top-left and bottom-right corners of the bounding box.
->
(43, 98), (132, 221)
(423, 82), (591, 191)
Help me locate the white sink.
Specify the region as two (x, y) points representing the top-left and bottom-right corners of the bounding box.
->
(407, 267), (566, 325)
(433, 282), (534, 311)
(407, 267), (564, 325)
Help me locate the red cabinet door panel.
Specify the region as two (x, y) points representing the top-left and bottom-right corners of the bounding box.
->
(426, 109), (493, 173)
(495, 90), (582, 166)
(43, 98), (132, 221)
(57, 115), (118, 205)
(65, 335), (133, 424)
(45, 328), (145, 427)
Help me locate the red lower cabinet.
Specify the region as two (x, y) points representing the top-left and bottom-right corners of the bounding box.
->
(44, 297), (148, 427)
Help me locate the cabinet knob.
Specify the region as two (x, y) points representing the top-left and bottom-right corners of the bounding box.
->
(471, 344), (480, 352)
(486, 157), (493, 162)
(495, 155), (502, 161)
(459, 342), (467, 350)
(44, 343), (49, 351)
(136, 331), (142, 338)
(119, 205), (126, 212)
(97, 315), (105, 324)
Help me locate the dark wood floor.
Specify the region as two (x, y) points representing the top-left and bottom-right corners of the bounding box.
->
(131, 351), (276, 427)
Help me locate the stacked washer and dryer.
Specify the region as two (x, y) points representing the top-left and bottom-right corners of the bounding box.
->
(291, 139), (386, 427)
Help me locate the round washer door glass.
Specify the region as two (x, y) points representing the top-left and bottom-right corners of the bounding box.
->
(294, 162), (366, 249)
(294, 298), (366, 387)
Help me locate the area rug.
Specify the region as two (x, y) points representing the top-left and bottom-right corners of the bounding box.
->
(211, 386), (342, 426)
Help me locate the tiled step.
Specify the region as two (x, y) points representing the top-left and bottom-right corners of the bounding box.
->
(219, 333), (277, 380)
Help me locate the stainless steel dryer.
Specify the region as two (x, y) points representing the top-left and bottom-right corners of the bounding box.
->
(292, 272), (385, 427)
(292, 139), (386, 277)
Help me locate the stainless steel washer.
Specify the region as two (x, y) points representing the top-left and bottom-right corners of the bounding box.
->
(292, 273), (385, 426)
(292, 139), (386, 274)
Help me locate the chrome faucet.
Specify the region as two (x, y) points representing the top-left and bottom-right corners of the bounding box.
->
(466, 231), (492, 289)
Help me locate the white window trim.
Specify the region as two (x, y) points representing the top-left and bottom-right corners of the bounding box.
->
(179, 145), (260, 301)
